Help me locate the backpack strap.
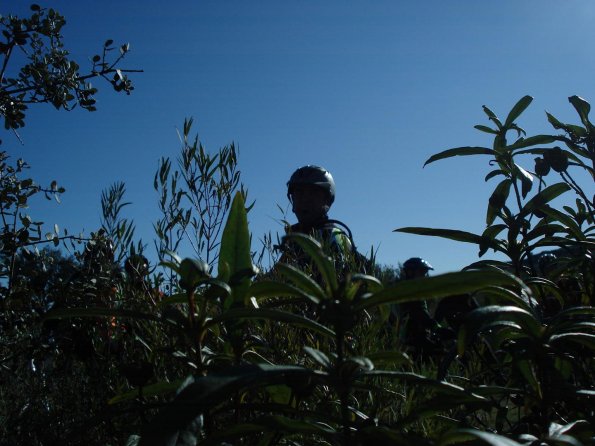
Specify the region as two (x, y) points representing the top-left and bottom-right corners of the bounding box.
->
(322, 219), (356, 252)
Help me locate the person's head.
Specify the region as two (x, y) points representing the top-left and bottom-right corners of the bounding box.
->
(538, 252), (557, 275)
(402, 257), (434, 279)
(287, 165), (335, 226)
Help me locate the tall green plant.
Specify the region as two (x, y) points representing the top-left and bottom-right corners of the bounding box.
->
(153, 118), (250, 279)
(396, 96), (593, 288)
(394, 95), (595, 440)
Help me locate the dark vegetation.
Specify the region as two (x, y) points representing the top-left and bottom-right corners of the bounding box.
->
(1, 5), (594, 446)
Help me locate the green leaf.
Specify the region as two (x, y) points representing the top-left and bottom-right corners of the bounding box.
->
(512, 163), (533, 198)
(218, 191), (252, 281)
(395, 227), (481, 243)
(537, 205), (586, 240)
(395, 227), (502, 253)
(424, 147), (493, 167)
(139, 365), (321, 446)
(524, 221), (566, 243)
(356, 270), (521, 312)
(508, 134), (558, 150)
(440, 428), (523, 446)
(283, 233), (337, 292)
(520, 183), (571, 218)
(471, 385), (522, 397)
(275, 263), (326, 301)
(303, 346), (332, 369)
(365, 351), (411, 367)
(485, 169), (505, 181)
(474, 125), (498, 134)
(516, 359), (542, 399)
(178, 258), (209, 290)
(548, 420), (593, 445)
(546, 111), (565, 129)
(481, 286), (535, 311)
(487, 179), (511, 225)
(207, 308), (335, 338)
(568, 95), (592, 129)
(549, 333), (595, 350)
(248, 280), (320, 305)
(482, 105), (503, 129)
(505, 95), (533, 127)
(458, 305), (542, 355)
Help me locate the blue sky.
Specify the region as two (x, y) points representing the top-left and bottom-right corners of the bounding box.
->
(4, 1), (595, 273)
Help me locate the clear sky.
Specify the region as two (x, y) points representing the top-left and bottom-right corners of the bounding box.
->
(4, 1), (595, 273)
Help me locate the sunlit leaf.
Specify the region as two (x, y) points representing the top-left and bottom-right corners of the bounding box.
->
(512, 163), (533, 198)
(568, 95), (592, 129)
(218, 191), (252, 281)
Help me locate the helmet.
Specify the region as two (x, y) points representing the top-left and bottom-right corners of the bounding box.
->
(287, 165), (335, 205)
(538, 252), (557, 273)
(403, 257), (434, 271)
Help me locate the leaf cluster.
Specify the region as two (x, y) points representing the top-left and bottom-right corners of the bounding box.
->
(0, 4), (140, 131)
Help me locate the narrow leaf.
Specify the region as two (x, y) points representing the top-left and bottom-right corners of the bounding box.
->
(395, 227), (501, 253)
(283, 233), (337, 292)
(486, 179), (512, 225)
(520, 183), (570, 218)
(424, 147), (493, 167)
(508, 134), (557, 150)
(474, 125), (498, 135)
(248, 280), (320, 305)
(568, 95), (592, 129)
(504, 95), (533, 127)
(275, 263), (326, 301)
(440, 428), (523, 446)
(218, 192), (252, 280)
(356, 270), (522, 312)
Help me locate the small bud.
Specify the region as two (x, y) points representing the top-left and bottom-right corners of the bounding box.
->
(534, 157), (550, 177)
(543, 147), (568, 172)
